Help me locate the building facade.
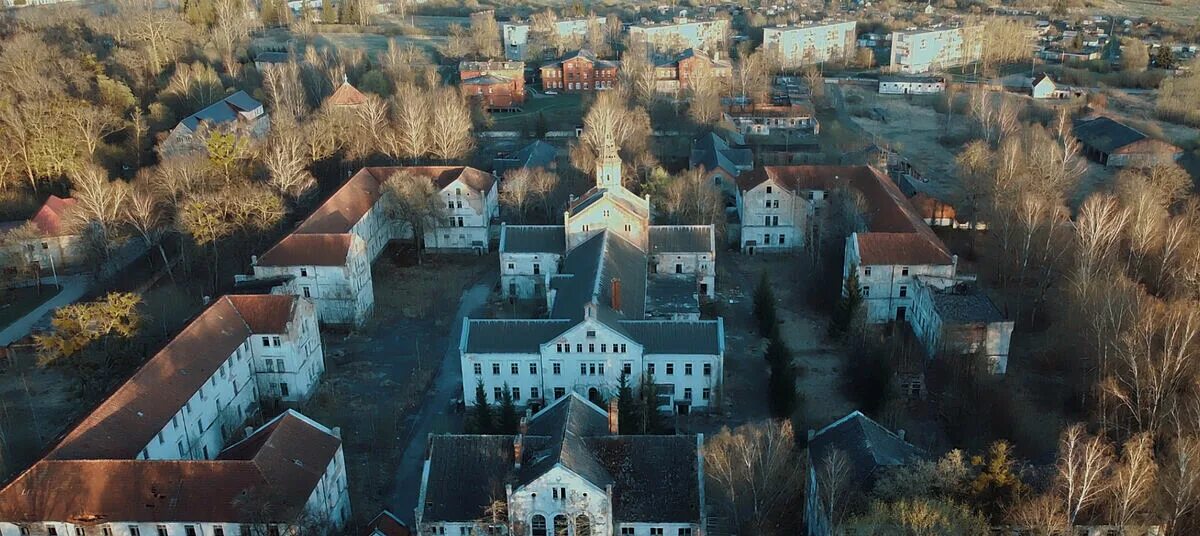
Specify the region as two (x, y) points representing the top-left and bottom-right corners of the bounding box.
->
(879, 75), (945, 94)
(653, 48), (732, 95)
(888, 26), (982, 74)
(0, 295), (348, 533)
(159, 91), (269, 156)
(245, 167), (498, 326)
(0, 195), (87, 275)
(501, 17), (604, 60)
(724, 103), (819, 135)
(460, 61), (526, 109)
(1073, 116), (1183, 168)
(539, 49), (619, 92)
(416, 394), (707, 536)
(909, 281), (1014, 374)
(479, 135), (723, 415)
(763, 20), (858, 67)
(629, 17), (729, 56)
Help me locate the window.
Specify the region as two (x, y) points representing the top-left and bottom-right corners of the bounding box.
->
(764, 200), (771, 209)
(675, 264), (683, 274)
(586, 330), (596, 338)
(623, 362), (632, 375)
(275, 359), (285, 372)
(531, 516), (547, 536)
(262, 336), (270, 347)
(511, 363), (520, 375)
(185, 527), (197, 536)
(622, 529), (635, 536)
(507, 263), (515, 270)
(47, 528), (58, 536)
(779, 234), (785, 245)
(533, 263), (541, 274)
(685, 363), (693, 375)
(214, 529), (224, 536)
(494, 387), (503, 400)
(272, 336), (281, 347)
(590, 363), (597, 375)
(177, 442), (186, 457)
(703, 388), (711, 400)
(704, 363), (712, 376)
(267, 527), (280, 536)
(647, 363), (655, 374)
(619, 344), (627, 352)
(554, 387), (565, 398)
(666, 363), (674, 375)
(581, 363), (588, 375)
(492, 363), (501, 375)
(651, 529), (664, 536)
(764, 215), (771, 226)
(474, 363), (482, 375)
(529, 363), (538, 374)
(157, 431), (164, 444)
(576, 344), (583, 352)
(766, 186), (773, 193)
(576, 515), (592, 536)
(302, 286), (311, 298)
(600, 344), (607, 352)
(679, 529), (694, 536)
(901, 267), (909, 276)
(76, 528), (85, 536)
(512, 387), (521, 400)
(764, 234), (771, 244)
(280, 383), (289, 397)
(864, 266), (872, 276)
(553, 362), (561, 375)
(531, 387), (540, 399)
(157, 527), (168, 536)
(128, 528), (140, 536)
(808, 191), (815, 200)
(589, 343), (595, 352)
(862, 286), (870, 297)
(598, 363), (605, 374)
(899, 285), (908, 298)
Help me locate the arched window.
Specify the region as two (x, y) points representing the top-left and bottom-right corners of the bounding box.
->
(530, 514), (546, 536)
(575, 514), (591, 536)
(553, 515), (569, 536)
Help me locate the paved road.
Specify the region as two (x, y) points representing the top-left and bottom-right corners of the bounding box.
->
(0, 275), (90, 346)
(386, 273), (496, 524)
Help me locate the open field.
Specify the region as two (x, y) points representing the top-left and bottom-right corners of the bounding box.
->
(1091, 0), (1200, 24)
(252, 27), (447, 58)
(491, 91), (586, 131)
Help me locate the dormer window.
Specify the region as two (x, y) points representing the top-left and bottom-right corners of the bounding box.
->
(586, 330), (596, 338)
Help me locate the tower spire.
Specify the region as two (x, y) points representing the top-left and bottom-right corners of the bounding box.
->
(595, 131), (622, 189)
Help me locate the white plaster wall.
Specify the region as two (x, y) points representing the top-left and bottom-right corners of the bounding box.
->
(510, 467), (610, 536)
(565, 198), (648, 251)
(763, 21), (857, 66)
(738, 181), (809, 251)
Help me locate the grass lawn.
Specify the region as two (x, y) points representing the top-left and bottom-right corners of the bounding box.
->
(0, 285), (62, 330)
(490, 92), (585, 132)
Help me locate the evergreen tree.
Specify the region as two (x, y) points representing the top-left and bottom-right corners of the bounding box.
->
(497, 383), (519, 434)
(829, 266), (863, 338)
(753, 272), (777, 337)
(617, 372), (640, 434)
(1154, 46), (1176, 69)
(535, 111), (548, 138)
(638, 371), (668, 434)
(768, 359), (797, 419)
(471, 380), (493, 433)
(765, 334), (790, 367)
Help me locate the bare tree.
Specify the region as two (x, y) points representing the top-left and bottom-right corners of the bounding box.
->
(1120, 38), (1150, 72)
(1161, 434), (1200, 533)
(391, 84), (431, 160)
(213, 0), (260, 72)
(816, 448), (856, 534)
(1007, 493), (1068, 536)
(1056, 424), (1114, 527)
(687, 61), (723, 125)
(705, 420), (805, 535)
(70, 164), (130, 262)
(501, 167), (558, 223)
(124, 184), (175, 282)
(381, 170), (448, 263)
(63, 101), (124, 158)
(617, 47), (658, 106)
(263, 61), (309, 120)
(428, 87), (474, 161)
(1107, 432), (1157, 532)
(263, 116), (316, 199)
(1102, 302), (1200, 437)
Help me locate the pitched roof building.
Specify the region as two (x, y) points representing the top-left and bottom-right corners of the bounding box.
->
(1073, 115), (1182, 168)
(160, 91), (268, 157)
(539, 50), (619, 92)
(459, 61), (526, 109)
(416, 394), (706, 536)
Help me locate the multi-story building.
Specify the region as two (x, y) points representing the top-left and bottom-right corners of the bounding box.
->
(473, 135), (723, 415)
(459, 60), (526, 109)
(0, 295), (348, 533)
(416, 394), (706, 536)
(629, 17), (729, 56)
(653, 48), (732, 95)
(160, 91), (269, 156)
(501, 16), (604, 60)
(762, 20), (858, 67)
(245, 166), (498, 326)
(539, 49), (619, 92)
(724, 102), (819, 136)
(888, 26), (982, 74)
(909, 281), (1015, 373)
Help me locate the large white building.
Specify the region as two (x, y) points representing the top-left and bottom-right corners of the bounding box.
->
(762, 20), (858, 67)
(501, 16), (604, 60)
(888, 26), (982, 74)
(416, 393), (706, 536)
(0, 295), (349, 533)
(470, 136), (724, 415)
(246, 166), (499, 326)
(629, 17), (729, 55)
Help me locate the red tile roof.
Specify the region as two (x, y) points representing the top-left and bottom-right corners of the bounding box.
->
(0, 411), (341, 523)
(46, 296), (298, 461)
(257, 233), (355, 267)
(855, 232), (952, 266)
(328, 81), (368, 107)
(225, 295), (296, 333)
(30, 195), (77, 236)
(295, 169), (384, 235)
(365, 510), (411, 536)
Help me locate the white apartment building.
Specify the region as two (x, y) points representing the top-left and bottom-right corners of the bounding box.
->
(629, 17), (729, 55)
(479, 135), (724, 415)
(908, 280), (1014, 374)
(888, 26), (982, 74)
(416, 393), (706, 536)
(246, 166), (498, 326)
(0, 295), (348, 533)
(763, 20), (858, 67)
(501, 16), (604, 60)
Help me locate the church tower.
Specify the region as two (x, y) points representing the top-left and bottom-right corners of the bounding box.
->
(594, 134), (622, 189)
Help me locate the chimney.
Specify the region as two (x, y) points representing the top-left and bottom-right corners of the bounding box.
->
(513, 435), (524, 470)
(332, 426), (342, 439)
(611, 278), (622, 312)
(251, 254), (258, 266)
(897, 429), (906, 441)
(607, 398), (619, 434)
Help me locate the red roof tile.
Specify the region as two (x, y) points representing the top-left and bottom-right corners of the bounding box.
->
(856, 232), (952, 266)
(30, 195), (77, 236)
(46, 296), (298, 461)
(257, 233), (355, 267)
(225, 295), (296, 333)
(365, 511), (411, 536)
(328, 81), (368, 106)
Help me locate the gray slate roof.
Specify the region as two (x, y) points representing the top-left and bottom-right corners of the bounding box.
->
(494, 140), (558, 177)
(646, 275), (700, 317)
(807, 411), (924, 485)
(501, 225), (565, 254)
(550, 230), (647, 322)
(649, 226), (714, 254)
(618, 320), (722, 355)
(690, 132), (753, 175)
(254, 51), (290, 64)
(463, 319), (572, 353)
(462, 74), (512, 85)
(1073, 116), (1147, 153)
(932, 287), (1005, 324)
(421, 394), (703, 523)
(180, 91), (263, 131)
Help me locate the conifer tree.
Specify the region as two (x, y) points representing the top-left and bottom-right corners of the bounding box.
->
(829, 266), (863, 338)
(617, 372), (640, 434)
(472, 380), (493, 433)
(753, 272), (777, 337)
(497, 383), (519, 434)
(638, 371), (667, 434)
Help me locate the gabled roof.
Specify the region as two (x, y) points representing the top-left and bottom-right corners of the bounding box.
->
(294, 168), (386, 235)
(328, 81), (368, 106)
(45, 295), (300, 461)
(807, 410), (924, 485)
(1072, 115), (1170, 154)
(568, 186), (649, 221)
(649, 225), (714, 254)
(462, 319), (573, 353)
(541, 49), (619, 69)
(690, 132), (753, 176)
(855, 232), (951, 266)
(258, 233), (355, 267)
(587, 435), (702, 522)
(30, 195), (78, 236)
(929, 284), (1005, 324)
(617, 319), (722, 355)
(179, 91), (263, 132)
(549, 230), (648, 322)
(422, 435), (515, 523)
(365, 510), (411, 536)
(519, 394), (613, 488)
(500, 224), (565, 254)
(0, 410), (341, 523)
(462, 74), (512, 86)
(494, 140), (558, 176)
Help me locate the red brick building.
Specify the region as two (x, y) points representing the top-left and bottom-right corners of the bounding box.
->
(459, 60), (526, 109)
(654, 48), (732, 94)
(539, 49), (620, 92)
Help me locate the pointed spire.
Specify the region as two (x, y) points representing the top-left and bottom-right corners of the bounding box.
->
(595, 131), (622, 189)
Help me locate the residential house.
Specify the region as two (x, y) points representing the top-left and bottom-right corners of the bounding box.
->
(805, 411), (924, 536)
(160, 91), (269, 156)
(415, 394), (706, 535)
(879, 75), (945, 95)
(888, 26), (983, 74)
(246, 167), (498, 326)
(494, 139), (559, 178)
(479, 134), (723, 414)
(909, 281), (1015, 374)
(540, 49), (619, 92)
(0, 195), (86, 274)
(253, 51), (290, 70)
(501, 17), (604, 60)
(690, 131), (753, 195)
(653, 48), (732, 95)
(1031, 73), (1079, 99)
(724, 102), (819, 135)
(762, 20), (858, 67)
(0, 295), (348, 534)
(629, 17), (729, 56)
(460, 60), (527, 109)
(1073, 115), (1182, 167)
